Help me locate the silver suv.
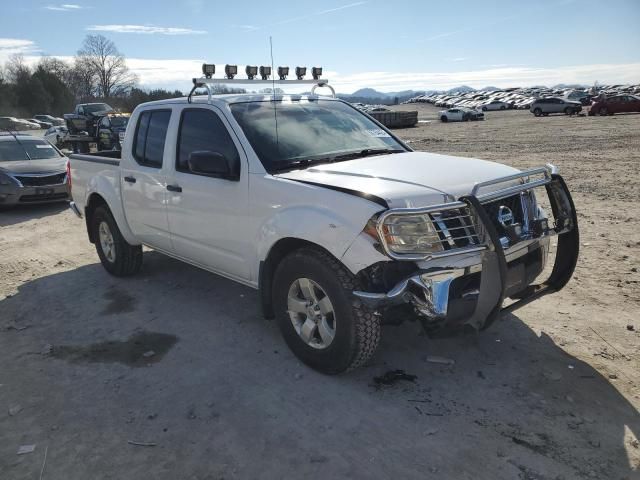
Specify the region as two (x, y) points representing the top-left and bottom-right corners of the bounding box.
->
(530, 97), (582, 116)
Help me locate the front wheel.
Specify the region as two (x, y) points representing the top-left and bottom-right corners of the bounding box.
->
(599, 107), (608, 116)
(91, 206), (142, 276)
(272, 248), (381, 374)
(533, 108), (542, 117)
(440, 115), (448, 122)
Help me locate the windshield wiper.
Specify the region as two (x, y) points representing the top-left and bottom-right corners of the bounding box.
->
(271, 148), (405, 173)
(330, 148), (405, 162)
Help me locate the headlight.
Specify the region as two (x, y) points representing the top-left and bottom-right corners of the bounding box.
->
(0, 173), (16, 186)
(379, 214), (444, 255)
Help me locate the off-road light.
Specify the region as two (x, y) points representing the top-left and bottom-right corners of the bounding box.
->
(312, 67), (323, 80)
(278, 66), (289, 80)
(202, 63), (215, 78)
(245, 65), (258, 80)
(259, 66), (271, 80)
(295, 66), (306, 80)
(225, 64), (238, 80)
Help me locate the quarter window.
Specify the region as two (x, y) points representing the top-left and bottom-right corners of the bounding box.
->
(133, 110), (171, 168)
(176, 109), (240, 174)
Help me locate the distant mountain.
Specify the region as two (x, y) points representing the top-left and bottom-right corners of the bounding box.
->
(447, 85), (475, 94)
(482, 86), (501, 91)
(349, 88), (389, 98)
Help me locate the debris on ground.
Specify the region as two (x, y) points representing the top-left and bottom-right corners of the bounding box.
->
(17, 444), (36, 455)
(543, 370), (562, 381)
(8, 404), (23, 416)
(627, 324), (635, 332)
(142, 350), (155, 358)
(127, 440), (157, 447)
(373, 370), (417, 386)
(41, 344), (53, 356)
(426, 355), (455, 366)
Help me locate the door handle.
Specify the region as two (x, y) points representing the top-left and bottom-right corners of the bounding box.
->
(166, 184), (182, 193)
(124, 176), (136, 184)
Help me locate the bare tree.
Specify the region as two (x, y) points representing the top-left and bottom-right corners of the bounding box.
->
(5, 53), (30, 83)
(77, 35), (137, 98)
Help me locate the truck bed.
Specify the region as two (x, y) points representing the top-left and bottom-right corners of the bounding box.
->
(69, 151), (122, 216)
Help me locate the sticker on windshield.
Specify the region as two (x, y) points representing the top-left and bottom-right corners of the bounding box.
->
(35, 145), (54, 148)
(365, 129), (391, 138)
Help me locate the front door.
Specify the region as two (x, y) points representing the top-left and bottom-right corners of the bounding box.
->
(121, 108), (174, 252)
(165, 106), (251, 281)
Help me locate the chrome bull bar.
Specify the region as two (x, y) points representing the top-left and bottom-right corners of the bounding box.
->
(354, 170), (579, 329)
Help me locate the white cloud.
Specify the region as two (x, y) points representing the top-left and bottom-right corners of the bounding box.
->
(448, 57), (467, 63)
(86, 25), (207, 35)
(0, 39), (39, 61)
(46, 4), (84, 11)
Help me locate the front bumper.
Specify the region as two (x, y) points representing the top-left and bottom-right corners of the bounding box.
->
(353, 170), (579, 330)
(0, 182), (70, 206)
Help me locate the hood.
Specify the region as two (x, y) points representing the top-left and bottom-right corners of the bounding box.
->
(0, 158), (67, 175)
(275, 151), (520, 208)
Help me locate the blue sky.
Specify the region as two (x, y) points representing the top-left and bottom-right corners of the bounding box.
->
(1, 0), (639, 93)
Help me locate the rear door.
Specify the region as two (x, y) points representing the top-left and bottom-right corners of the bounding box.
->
(165, 105), (251, 281)
(121, 108), (174, 252)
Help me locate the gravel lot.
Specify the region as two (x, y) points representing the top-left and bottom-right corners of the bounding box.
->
(1, 108), (639, 480)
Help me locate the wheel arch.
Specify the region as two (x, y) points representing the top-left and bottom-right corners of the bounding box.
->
(259, 237), (344, 319)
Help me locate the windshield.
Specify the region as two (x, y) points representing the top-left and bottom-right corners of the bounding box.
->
(230, 99), (406, 172)
(0, 139), (62, 161)
(109, 116), (129, 127)
(84, 104), (112, 114)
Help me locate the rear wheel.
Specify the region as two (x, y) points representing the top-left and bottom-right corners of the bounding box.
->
(91, 206), (142, 276)
(599, 107), (608, 116)
(500, 105), (506, 110)
(564, 107), (574, 115)
(482, 106), (487, 112)
(533, 108), (542, 117)
(272, 248), (380, 374)
(441, 115), (448, 122)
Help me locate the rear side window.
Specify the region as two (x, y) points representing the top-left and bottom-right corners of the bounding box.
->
(176, 109), (240, 174)
(133, 110), (171, 168)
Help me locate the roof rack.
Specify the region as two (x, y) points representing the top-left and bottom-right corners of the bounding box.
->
(189, 77), (336, 104)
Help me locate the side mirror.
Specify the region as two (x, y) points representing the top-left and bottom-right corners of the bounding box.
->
(187, 150), (239, 180)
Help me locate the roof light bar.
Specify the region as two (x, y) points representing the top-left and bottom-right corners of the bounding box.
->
(202, 63), (215, 78)
(245, 65), (258, 80)
(225, 64), (237, 80)
(312, 67), (322, 80)
(278, 66), (289, 80)
(259, 65), (271, 80)
(295, 66), (306, 80)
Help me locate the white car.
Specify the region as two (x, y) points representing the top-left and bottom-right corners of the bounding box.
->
(44, 126), (69, 146)
(477, 100), (510, 111)
(68, 89), (579, 374)
(439, 108), (484, 122)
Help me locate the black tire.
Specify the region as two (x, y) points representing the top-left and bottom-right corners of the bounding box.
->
(272, 247), (381, 374)
(533, 108), (542, 117)
(564, 107), (572, 115)
(500, 105), (505, 110)
(91, 206), (142, 276)
(599, 107), (608, 116)
(440, 115), (448, 122)
(482, 106), (487, 112)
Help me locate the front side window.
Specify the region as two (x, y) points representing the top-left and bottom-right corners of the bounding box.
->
(230, 99), (406, 172)
(176, 109), (240, 174)
(133, 110), (171, 168)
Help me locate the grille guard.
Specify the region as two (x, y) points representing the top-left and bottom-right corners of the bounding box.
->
(363, 170), (579, 327)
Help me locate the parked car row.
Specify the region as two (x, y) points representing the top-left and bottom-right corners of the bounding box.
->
(438, 107), (485, 122)
(0, 114), (65, 131)
(405, 84), (640, 113)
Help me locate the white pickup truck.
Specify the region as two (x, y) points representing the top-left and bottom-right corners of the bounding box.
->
(69, 91), (579, 374)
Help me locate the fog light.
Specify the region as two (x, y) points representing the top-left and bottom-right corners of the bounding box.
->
(245, 65), (258, 80)
(311, 67), (323, 80)
(225, 64), (237, 79)
(259, 66), (271, 80)
(202, 63), (215, 78)
(295, 66), (306, 80)
(278, 66), (289, 80)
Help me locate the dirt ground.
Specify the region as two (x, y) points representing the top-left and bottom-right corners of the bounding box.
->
(1, 108), (639, 480)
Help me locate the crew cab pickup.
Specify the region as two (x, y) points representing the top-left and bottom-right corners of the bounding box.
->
(68, 93), (579, 374)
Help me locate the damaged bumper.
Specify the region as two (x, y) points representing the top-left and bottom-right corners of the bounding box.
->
(353, 167), (579, 330)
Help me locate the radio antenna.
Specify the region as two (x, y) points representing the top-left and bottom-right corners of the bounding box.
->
(269, 36), (279, 149)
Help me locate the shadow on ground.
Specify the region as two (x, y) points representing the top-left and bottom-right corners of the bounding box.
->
(0, 202), (68, 227)
(0, 251), (638, 479)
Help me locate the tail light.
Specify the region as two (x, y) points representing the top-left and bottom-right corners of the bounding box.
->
(66, 159), (71, 191)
